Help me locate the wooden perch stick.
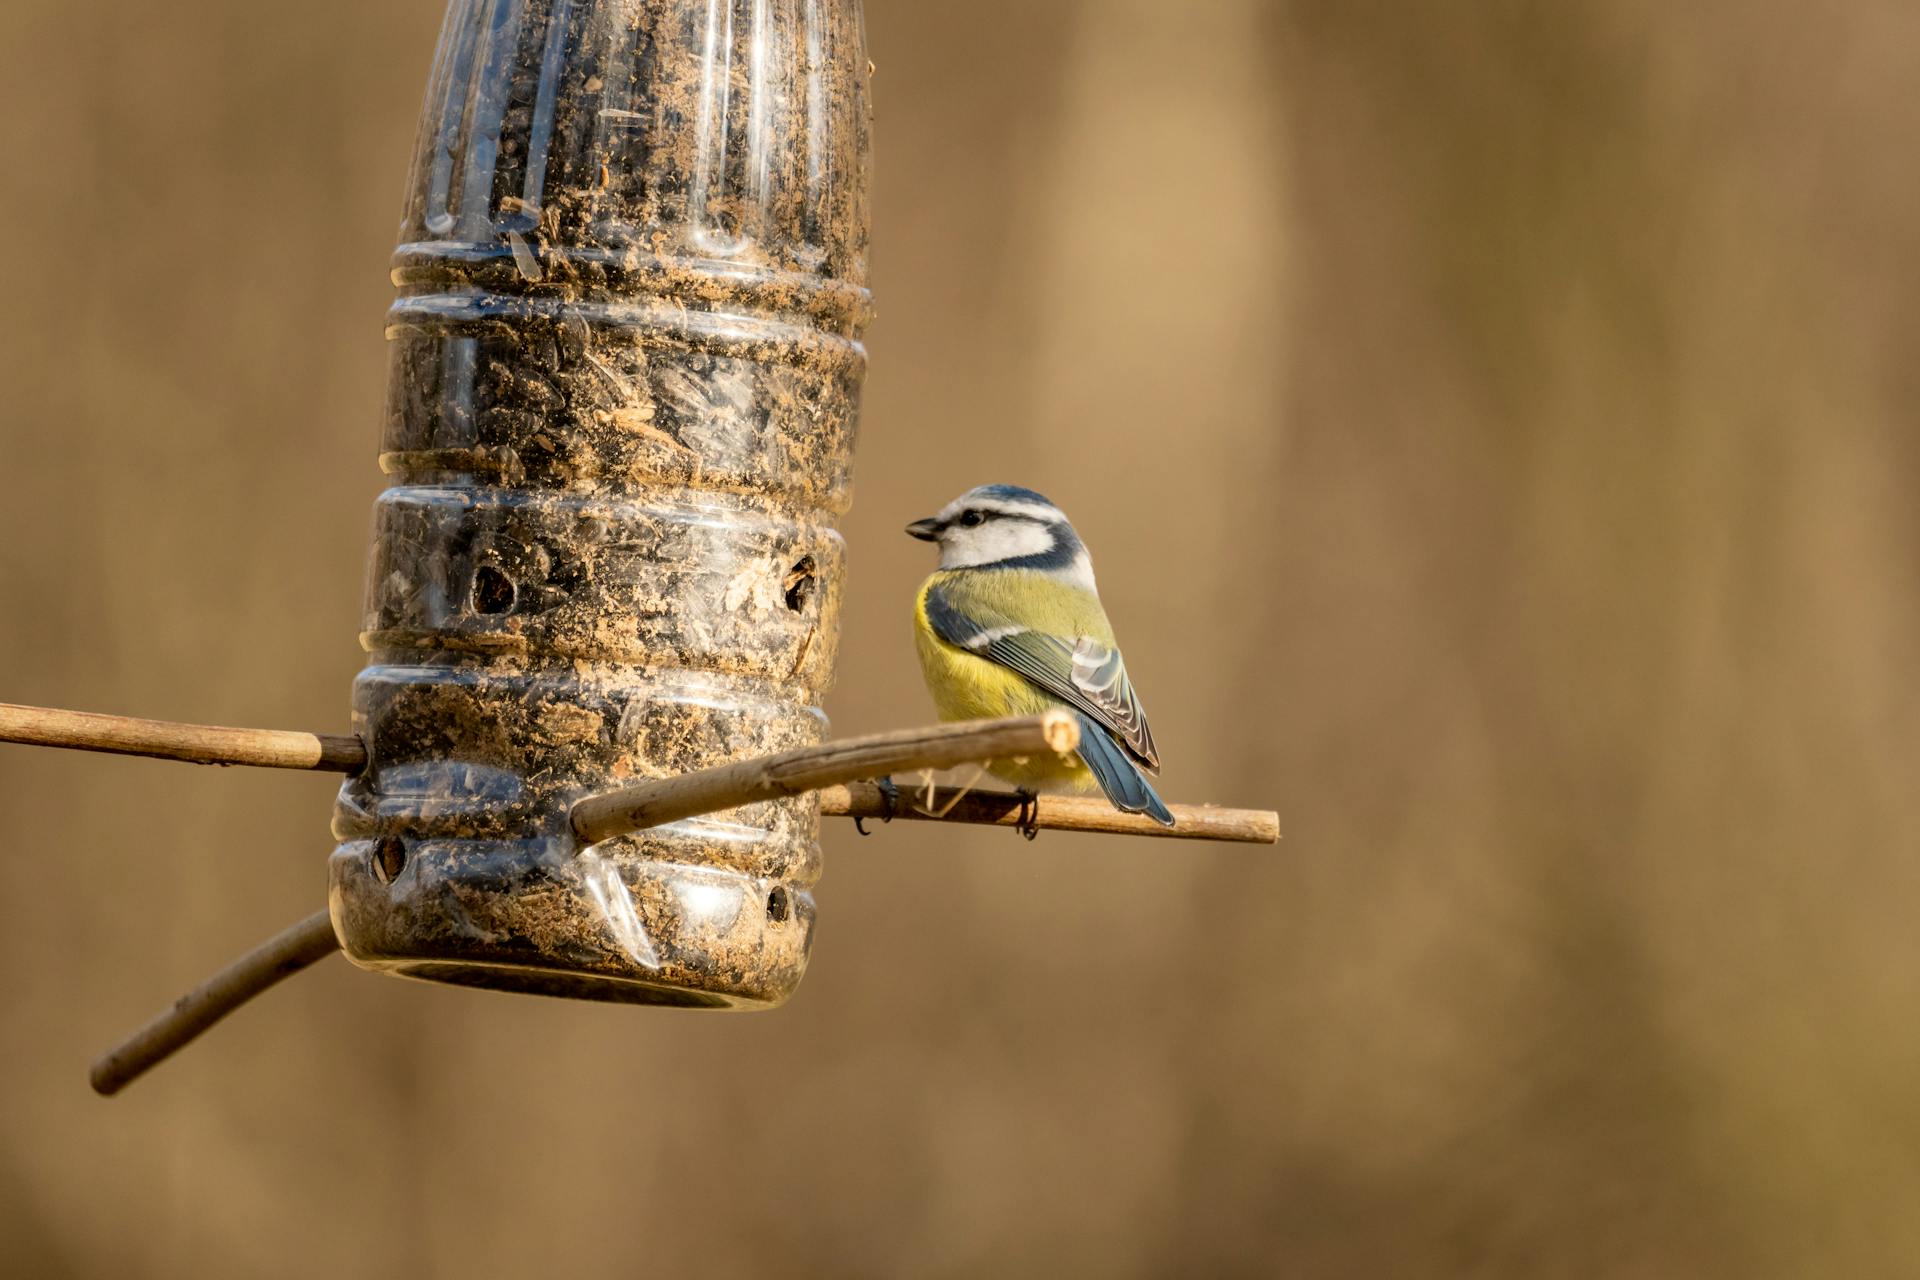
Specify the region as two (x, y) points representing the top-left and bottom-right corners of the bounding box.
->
(821, 781), (1279, 844)
(90, 909), (341, 1097)
(0, 702), (365, 773)
(572, 711), (1083, 843)
(73, 710), (1272, 1094)
(1, 700), (1280, 844)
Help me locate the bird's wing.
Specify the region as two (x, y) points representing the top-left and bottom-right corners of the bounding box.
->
(924, 577), (1161, 772)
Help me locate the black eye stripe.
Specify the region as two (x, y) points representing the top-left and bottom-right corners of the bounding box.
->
(952, 509), (1049, 527)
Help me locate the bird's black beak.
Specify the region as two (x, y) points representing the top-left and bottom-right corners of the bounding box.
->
(905, 517), (942, 542)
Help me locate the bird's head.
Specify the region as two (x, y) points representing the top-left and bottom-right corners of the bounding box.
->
(906, 484), (1095, 588)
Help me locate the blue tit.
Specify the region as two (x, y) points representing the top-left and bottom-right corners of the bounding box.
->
(907, 484), (1174, 827)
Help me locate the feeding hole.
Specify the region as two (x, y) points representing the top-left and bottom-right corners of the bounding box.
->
(766, 885), (791, 923)
(782, 556), (816, 612)
(371, 837), (408, 885)
(472, 565), (516, 614)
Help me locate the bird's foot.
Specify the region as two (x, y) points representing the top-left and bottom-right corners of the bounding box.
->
(854, 776), (902, 836)
(1014, 789), (1041, 841)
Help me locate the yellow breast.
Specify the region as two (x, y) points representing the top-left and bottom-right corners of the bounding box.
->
(911, 576), (1096, 793)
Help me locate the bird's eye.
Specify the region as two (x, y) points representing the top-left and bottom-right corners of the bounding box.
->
(957, 510), (986, 527)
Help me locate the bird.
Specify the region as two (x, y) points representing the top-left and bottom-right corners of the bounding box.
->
(905, 484), (1174, 830)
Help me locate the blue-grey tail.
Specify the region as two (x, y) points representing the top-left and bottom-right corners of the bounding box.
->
(1074, 713), (1175, 827)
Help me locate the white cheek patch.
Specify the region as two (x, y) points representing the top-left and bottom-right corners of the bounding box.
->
(940, 520), (1055, 568)
(1060, 549), (1097, 593)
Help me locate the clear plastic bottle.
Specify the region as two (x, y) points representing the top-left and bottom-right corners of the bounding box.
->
(329, 0), (872, 1007)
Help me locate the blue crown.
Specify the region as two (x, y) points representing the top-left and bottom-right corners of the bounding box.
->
(971, 483), (1056, 508)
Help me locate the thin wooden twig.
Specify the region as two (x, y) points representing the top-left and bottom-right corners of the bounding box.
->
(571, 712), (1082, 843)
(65, 709), (1270, 1093)
(821, 782), (1281, 844)
(0, 701), (1281, 845)
(90, 909), (342, 1097)
(0, 702), (365, 773)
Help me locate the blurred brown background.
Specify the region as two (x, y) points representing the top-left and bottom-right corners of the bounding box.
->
(3, 1), (1918, 1275)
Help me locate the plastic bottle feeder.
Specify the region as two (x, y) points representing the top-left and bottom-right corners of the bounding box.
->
(0, 0), (1278, 1097)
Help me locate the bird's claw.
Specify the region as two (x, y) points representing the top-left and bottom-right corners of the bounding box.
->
(1015, 789), (1040, 841)
(855, 776), (902, 836)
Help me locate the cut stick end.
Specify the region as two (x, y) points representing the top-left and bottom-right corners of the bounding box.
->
(88, 1056), (131, 1098)
(1039, 709), (1080, 755)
